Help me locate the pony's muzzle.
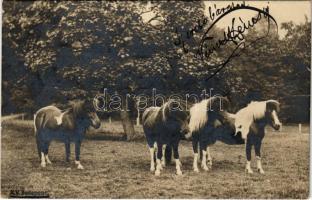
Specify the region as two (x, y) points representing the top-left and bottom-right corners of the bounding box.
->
(92, 121), (101, 129)
(235, 131), (243, 139)
(273, 123), (281, 131)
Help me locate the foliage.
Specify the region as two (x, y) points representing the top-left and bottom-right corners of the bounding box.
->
(2, 1), (310, 123)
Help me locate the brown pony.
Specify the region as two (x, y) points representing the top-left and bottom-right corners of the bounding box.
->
(34, 100), (101, 169)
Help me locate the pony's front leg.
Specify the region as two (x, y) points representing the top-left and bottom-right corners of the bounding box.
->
(207, 146), (212, 168)
(192, 134), (199, 172)
(255, 138), (264, 174)
(40, 152), (46, 168)
(74, 140), (84, 169)
(149, 142), (156, 172)
(172, 143), (182, 175)
(200, 142), (209, 171)
(245, 139), (253, 174)
(161, 144), (167, 167)
(155, 142), (163, 176)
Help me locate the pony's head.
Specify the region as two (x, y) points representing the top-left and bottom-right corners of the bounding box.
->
(180, 115), (191, 139)
(69, 99), (101, 129)
(265, 100), (281, 131)
(234, 100), (281, 140)
(164, 100), (192, 139)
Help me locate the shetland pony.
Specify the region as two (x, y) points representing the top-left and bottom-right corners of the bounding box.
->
(188, 96), (243, 172)
(234, 100), (281, 174)
(142, 100), (190, 176)
(34, 100), (101, 169)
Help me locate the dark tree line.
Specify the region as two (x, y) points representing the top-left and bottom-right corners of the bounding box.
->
(2, 1), (310, 139)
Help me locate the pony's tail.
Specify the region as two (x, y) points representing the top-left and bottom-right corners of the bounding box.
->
(36, 134), (41, 159)
(33, 114), (37, 136)
(33, 113), (41, 159)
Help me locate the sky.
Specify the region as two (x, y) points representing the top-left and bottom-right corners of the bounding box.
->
(204, 1), (311, 37)
(142, 1), (311, 38)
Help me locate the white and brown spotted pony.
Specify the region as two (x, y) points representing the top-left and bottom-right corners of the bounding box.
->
(233, 99), (282, 174)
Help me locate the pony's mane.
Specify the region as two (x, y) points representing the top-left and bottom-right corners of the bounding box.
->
(161, 99), (190, 122)
(236, 99), (279, 121)
(161, 101), (170, 122)
(68, 100), (86, 117)
(266, 99), (280, 110)
(189, 99), (209, 133)
(142, 106), (161, 127)
(188, 96), (228, 133)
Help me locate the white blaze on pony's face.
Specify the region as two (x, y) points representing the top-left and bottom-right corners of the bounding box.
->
(271, 110), (281, 129)
(267, 101), (282, 130)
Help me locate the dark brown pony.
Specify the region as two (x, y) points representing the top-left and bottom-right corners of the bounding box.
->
(142, 99), (190, 176)
(34, 100), (101, 169)
(188, 96), (241, 172)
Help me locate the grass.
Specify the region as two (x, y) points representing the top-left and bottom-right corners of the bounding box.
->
(1, 120), (309, 198)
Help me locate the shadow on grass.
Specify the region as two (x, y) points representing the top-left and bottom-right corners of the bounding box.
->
(85, 134), (126, 141)
(85, 132), (145, 142)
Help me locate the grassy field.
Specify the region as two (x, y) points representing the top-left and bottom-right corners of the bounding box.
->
(1, 120), (309, 198)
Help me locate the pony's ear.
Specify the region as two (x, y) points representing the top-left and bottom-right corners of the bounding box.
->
(82, 99), (95, 112)
(266, 101), (280, 112)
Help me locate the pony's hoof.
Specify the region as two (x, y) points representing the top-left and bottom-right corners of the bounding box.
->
(155, 170), (161, 176)
(161, 161), (166, 167)
(150, 166), (155, 172)
(46, 160), (52, 165)
(194, 168), (199, 173)
(258, 168), (265, 174)
(41, 162), (46, 168)
(201, 163), (209, 171)
(176, 170), (183, 176)
(208, 160), (212, 167)
(77, 164), (84, 170)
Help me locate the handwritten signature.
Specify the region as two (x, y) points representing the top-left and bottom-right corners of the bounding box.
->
(174, 2), (278, 81)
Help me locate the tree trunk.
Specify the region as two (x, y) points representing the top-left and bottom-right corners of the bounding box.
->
(120, 110), (136, 141)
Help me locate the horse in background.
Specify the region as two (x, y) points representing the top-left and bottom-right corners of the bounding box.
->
(188, 96), (243, 172)
(34, 99), (101, 169)
(233, 100), (282, 174)
(142, 100), (190, 176)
